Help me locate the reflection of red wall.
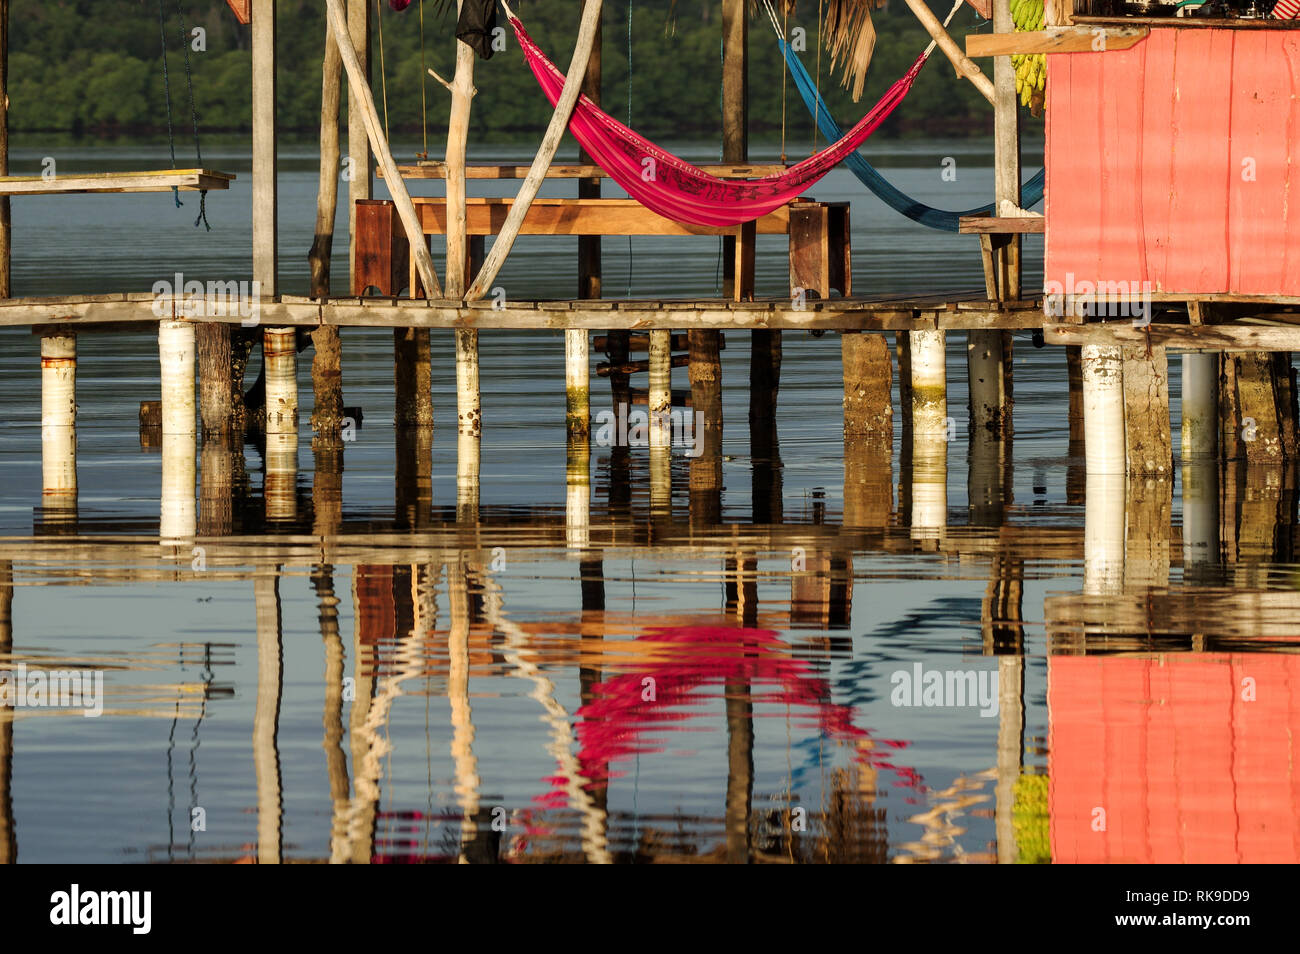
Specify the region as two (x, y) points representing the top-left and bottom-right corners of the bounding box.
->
(1046, 28), (1300, 297)
(1049, 654), (1300, 863)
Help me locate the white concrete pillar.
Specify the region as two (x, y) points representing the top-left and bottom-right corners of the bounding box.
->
(40, 334), (78, 515)
(1181, 352), (1219, 460)
(1082, 344), (1125, 475)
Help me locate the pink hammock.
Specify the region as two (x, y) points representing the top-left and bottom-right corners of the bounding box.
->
(510, 13), (930, 228)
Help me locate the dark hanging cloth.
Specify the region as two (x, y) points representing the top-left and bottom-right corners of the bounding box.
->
(457, 0), (499, 60)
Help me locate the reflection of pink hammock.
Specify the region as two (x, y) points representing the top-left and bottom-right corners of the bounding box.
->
(509, 14), (930, 228)
(536, 625), (921, 808)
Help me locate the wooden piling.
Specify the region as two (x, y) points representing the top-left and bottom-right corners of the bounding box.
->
(689, 329), (723, 526)
(445, 6), (477, 298)
(577, 3), (602, 300)
(566, 329), (590, 435)
(40, 333), (76, 516)
(1081, 345), (1125, 475)
(648, 329), (671, 446)
(1121, 343), (1172, 477)
(842, 333), (892, 440)
(196, 325), (235, 439)
(159, 321), (197, 540)
(910, 330), (947, 540)
(309, 17), (345, 439)
(1181, 352), (1219, 460)
(968, 330), (1012, 434)
(263, 329), (297, 434)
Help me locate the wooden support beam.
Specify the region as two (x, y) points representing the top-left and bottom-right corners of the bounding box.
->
(966, 26), (1149, 57)
(252, 0), (277, 297)
(326, 0), (441, 297)
(577, 3), (602, 301)
(347, 0), (373, 286)
(465, 0), (605, 301)
(1045, 323), (1300, 352)
(310, 18), (345, 439)
(902, 0), (996, 105)
(0, 170), (234, 196)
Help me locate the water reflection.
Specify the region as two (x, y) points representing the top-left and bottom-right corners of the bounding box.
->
(5, 380), (1300, 863)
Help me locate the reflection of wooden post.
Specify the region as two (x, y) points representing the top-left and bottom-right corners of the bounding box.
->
(0, 0), (10, 299)
(348, 569), (376, 863)
(994, 654), (1023, 865)
(724, 679), (753, 864)
(254, 572), (284, 865)
(0, 560), (15, 863)
(314, 565), (352, 862)
(395, 426), (433, 530)
(689, 331), (723, 526)
(911, 331), (947, 541)
(346, 0), (372, 281)
(449, 560), (484, 862)
(567, 432), (591, 547)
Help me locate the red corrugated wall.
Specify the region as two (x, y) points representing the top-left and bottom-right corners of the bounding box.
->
(1045, 28), (1300, 297)
(1048, 654), (1300, 863)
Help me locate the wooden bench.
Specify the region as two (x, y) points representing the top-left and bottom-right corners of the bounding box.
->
(354, 196), (851, 302)
(958, 215), (1045, 302)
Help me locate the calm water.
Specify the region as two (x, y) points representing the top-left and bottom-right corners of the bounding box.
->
(0, 140), (1296, 863)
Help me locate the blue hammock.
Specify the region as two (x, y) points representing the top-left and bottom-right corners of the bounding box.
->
(779, 38), (1045, 232)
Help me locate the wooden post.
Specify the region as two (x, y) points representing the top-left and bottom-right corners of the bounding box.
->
(566, 328), (590, 435)
(40, 334), (77, 517)
(197, 326), (234, 439)
(842, 333), (893, 528)
(394, 327), (433, 427)
(264, 328), (298, 522)
(252, 0), (278, 298)
(309, 17), (345, 439)
(313, 565), (352, 861)
(326, 0), (440, 297)
(910, 330), (947, 540)
(1122, 344), (1171, 477)
(1082, 345), (1125, 475)
(446, 5), (476, 299)
(159, 320), (197, 541)
(253, 572), (284, 864)
(578, 2), (602, 300)
(1182, 352), (1218, 460)
(0, 0), (11, 299)
(347, 0), (373, 279)
(465, 0), (604, 300)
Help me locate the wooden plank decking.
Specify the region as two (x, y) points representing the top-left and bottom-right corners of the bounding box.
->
(0, 169), (235, 196)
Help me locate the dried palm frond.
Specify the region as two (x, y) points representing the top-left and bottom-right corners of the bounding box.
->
(821, 0), (886, 103)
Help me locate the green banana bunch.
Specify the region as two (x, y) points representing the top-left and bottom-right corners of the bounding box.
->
(1010, 0), (1047, 109)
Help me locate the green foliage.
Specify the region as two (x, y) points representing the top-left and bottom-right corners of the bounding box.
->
(8, 0), (998, 140)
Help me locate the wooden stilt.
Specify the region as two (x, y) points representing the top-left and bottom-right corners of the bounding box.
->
(263, 328), (298, 522)
(648, 329), (671, 444)
(253, 572), (284, 864)
(309, 17), (345, 440)
(445, 7), (477, 299)
(1233, 352), (1284, 463)
(159, 321), (196, 540)
(910, 330), (946, 541)
(689, 329), (723, 526)
(196, 325), (235, 440)
(577, 3), (602, 301)
(40, 333), (77, 517)
(751, 328), (782, 524)
(1181, 352), (1218, 460)
(1121, 343), (1172, 477)
(1081, 345), (1125, 475)
(968, 330), (1011, 435)
(566, 329), (590, 435)
(457, 431), (480, 523)
(1220, 352), (1247, 462)
(1066, 345), (1084, 504)
(844, 333), (894, 527)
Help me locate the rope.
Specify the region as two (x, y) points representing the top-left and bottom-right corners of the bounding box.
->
(780, 1), (788, 163)
(174, 0), (210, 230)
(814, 0), (824, 154)
(156, 0), (182, 209)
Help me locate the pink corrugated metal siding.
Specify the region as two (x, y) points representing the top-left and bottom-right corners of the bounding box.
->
(1045, 28), (1300, 297)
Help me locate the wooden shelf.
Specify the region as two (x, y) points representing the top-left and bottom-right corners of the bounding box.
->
(0, 169), (235, 196)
